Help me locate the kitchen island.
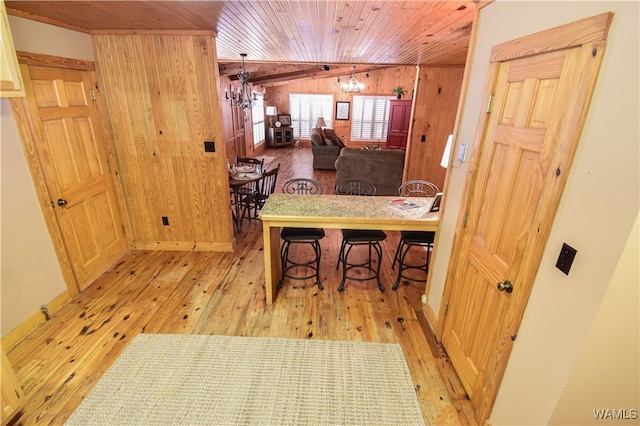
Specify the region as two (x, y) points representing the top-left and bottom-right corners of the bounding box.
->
(259, 193), (439, 304)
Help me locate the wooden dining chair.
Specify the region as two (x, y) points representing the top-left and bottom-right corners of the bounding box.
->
(335, 179), (386, 292)
(278, 178), (325, 290)
(234, 156), (264, 193)
(230, 178), (259, 232)
(392, 180), (440, 290)
(235, 156), (264, 172)
(229, 159), (264, 232)
(238, 163), (280, 222)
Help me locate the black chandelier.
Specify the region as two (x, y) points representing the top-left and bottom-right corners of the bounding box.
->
(224, 53), (257, 109)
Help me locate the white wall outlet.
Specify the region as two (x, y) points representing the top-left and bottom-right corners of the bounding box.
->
(457, 143), (468, 162)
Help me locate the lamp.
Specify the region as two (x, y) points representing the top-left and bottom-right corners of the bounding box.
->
(341, 66), (365, 93)
(314, 117), (327, 129)
(441, 134), (453, 168)
(266, 105), (278, 126)
(224, 53), (257, 109)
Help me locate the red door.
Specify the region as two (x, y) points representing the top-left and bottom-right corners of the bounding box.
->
(386, 100), (412, 149)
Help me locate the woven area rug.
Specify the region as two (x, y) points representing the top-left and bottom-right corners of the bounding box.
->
(66, 334), (425, 425)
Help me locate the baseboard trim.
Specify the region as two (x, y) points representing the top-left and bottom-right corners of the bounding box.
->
(423, 300), (439, 336)
(417, 305), (478, 425)
(1, 290), (71, 350)
(133, 240), (234, 251)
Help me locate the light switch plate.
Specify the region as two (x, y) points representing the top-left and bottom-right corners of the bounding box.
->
(457, 144), (467, 162)
(556, 243), (577, 275)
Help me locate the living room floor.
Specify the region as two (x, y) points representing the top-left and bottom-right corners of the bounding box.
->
(5, 146), (476, 425)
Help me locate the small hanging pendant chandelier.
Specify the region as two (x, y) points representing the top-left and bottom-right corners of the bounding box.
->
(341, 66), (365, 93)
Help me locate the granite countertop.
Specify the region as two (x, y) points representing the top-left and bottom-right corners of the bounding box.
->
(260, 194), (439, 222)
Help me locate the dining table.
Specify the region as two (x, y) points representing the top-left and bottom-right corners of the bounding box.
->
(258, 193), (440, 304)
(228, 167), (263, 232)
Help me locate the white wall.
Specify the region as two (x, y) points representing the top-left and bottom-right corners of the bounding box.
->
(549, 213), (639, 425)
(0, 16), (93, 337)
(428, 1), (639, 424)
(8, 16), (94, 60)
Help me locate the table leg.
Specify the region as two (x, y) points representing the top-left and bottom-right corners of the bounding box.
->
(231, 191), (243, 232)
(262, 223), (282, 305)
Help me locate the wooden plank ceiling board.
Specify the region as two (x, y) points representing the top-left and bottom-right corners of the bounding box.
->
(6, 0), (477, 85)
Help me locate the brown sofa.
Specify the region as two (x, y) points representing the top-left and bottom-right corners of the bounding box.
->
(334, 147), (406, 195)
(310, 128), (344, 170)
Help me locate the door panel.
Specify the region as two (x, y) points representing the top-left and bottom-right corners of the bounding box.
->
(443, 51), (567, 402)
(21, 64), (129, 291)
(441, 20), (609, 421)
(386, 100), (411, 149)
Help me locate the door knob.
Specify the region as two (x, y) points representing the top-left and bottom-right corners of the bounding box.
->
(497, 280), (514, 293)
(57, 198), (68, 207)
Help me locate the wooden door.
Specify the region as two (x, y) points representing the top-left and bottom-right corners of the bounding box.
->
(0, 0), (24, 97)
(386, 100), (411, 149)
(15, 63), (129, 293)
(233, 105), (247, 158)
(440, 13), (611, 423)
(1, 345), (25, 424)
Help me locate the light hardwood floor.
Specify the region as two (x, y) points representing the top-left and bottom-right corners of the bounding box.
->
(5, 146), (474, 425)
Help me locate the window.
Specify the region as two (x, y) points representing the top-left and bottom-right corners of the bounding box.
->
(289, 94), (334, 139)
(252, 94), (265, 146)
(351, 96), (395, 141)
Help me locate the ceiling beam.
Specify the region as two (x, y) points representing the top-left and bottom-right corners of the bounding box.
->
(219, 62), (395, 86)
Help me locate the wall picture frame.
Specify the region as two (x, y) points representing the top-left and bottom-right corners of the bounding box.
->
(277, 114), (291, 126)
(336, 101), (350, 120)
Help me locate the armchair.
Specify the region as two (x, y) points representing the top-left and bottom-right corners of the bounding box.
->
(310, 128), (344, 170)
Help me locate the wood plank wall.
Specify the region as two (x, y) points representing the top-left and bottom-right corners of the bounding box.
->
(266, 66), (418, 145)
(262, 65), (463, 190)
(405, 66), (464, 190)
(92, 33), (234, 252)
(219, 75), (239, 161)
(219, 75), (260, 162)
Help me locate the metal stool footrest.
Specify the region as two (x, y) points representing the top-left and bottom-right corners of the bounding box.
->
(336, 229), (386, 292)
(279, 228), (325, 290)
(392, 231), (434, 290)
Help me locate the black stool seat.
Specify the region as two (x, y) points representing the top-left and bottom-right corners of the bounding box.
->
(341, 229), (387, 242)
(281, 227), (325, 240)
(399, 230), (435, 245)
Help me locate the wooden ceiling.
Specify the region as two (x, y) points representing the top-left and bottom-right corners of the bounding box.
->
(6, 0), (478, 86)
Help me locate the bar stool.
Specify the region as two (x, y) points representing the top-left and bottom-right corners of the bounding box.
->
(278, 178), (325, 290)
(392, 180), (439, 290)
(335, 179), (386, 292)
